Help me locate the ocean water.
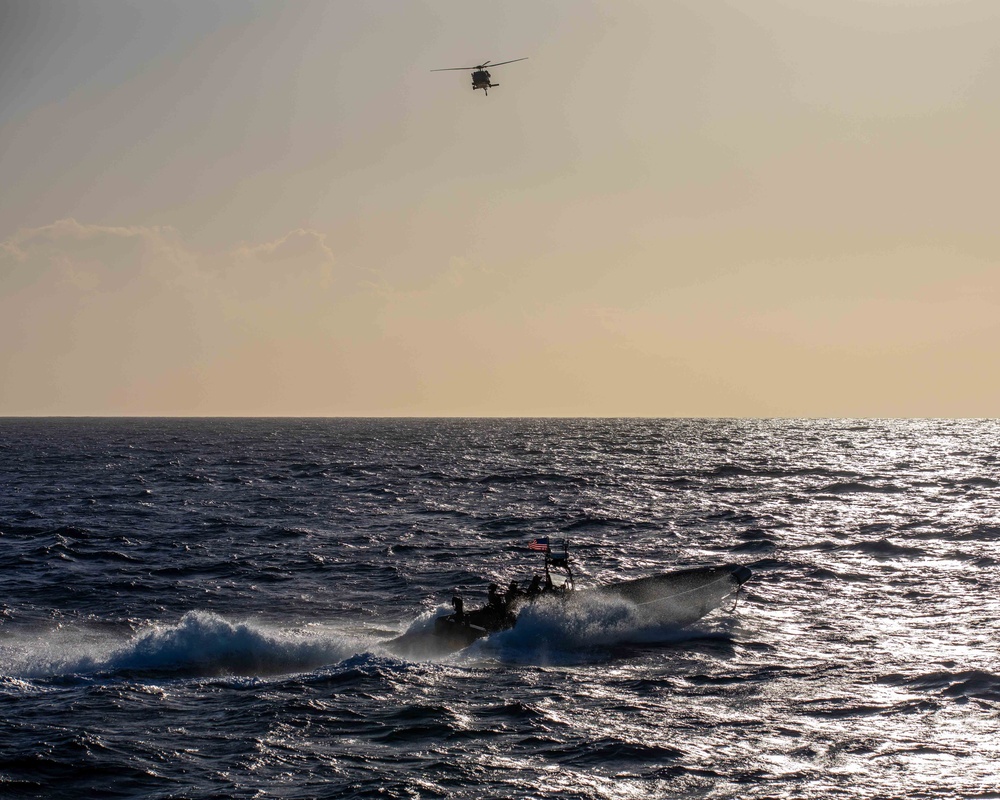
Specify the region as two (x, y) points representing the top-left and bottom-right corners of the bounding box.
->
(1, 417), (998, 799)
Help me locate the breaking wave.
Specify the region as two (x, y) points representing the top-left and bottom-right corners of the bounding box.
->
(1, 611), (366, 679)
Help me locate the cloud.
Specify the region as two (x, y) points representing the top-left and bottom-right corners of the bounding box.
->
(0, 221), (203, 410)
(1, 220), (341, 296)
(230, 228), (335, 288)
(1, 218), (192, 294)
(231, 227), (335, 266)
(0, 220), (358, 413)
(218, 228), (344, 325)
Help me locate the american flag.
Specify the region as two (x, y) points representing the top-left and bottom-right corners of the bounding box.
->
(528, 537), (550, 552)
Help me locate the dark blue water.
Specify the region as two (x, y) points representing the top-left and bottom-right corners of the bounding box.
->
(2, 418), (998, 798)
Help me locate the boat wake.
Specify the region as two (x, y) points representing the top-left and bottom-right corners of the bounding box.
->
(4, 572), (746, 679)
(1, 611), (369, 680)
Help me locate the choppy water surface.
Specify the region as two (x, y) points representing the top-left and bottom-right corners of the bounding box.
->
(1, 418), (998, 798)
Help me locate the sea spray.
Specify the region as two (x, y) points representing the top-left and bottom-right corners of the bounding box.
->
(480, 593), (712, 662)
(1, 611), (367, 678)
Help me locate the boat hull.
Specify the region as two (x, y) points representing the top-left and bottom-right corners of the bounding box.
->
(385, 622), (487, 658)
(592, 563), (752, 628)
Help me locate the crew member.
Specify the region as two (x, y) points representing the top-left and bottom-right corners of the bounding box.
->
(505, 581), (522, 609)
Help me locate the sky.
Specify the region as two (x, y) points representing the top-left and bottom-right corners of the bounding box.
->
(1, 0), (998, 417)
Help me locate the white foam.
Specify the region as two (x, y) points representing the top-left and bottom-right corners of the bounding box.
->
(1, 611), (370, 679)
(478, 592), (712, 661)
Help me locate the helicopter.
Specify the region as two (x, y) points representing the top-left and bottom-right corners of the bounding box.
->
(431, 58), (528, 96)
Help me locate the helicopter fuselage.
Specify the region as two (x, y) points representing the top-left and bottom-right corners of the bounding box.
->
(471, 69), (496, 94)
(431, 58), (525, 97)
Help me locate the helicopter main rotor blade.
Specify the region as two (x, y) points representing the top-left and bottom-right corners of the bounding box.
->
(486, 57), (528, 68)
(430, 57), (527, 72)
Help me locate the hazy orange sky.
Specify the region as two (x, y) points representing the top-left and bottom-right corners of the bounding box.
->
(2, 1), (998, 416)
